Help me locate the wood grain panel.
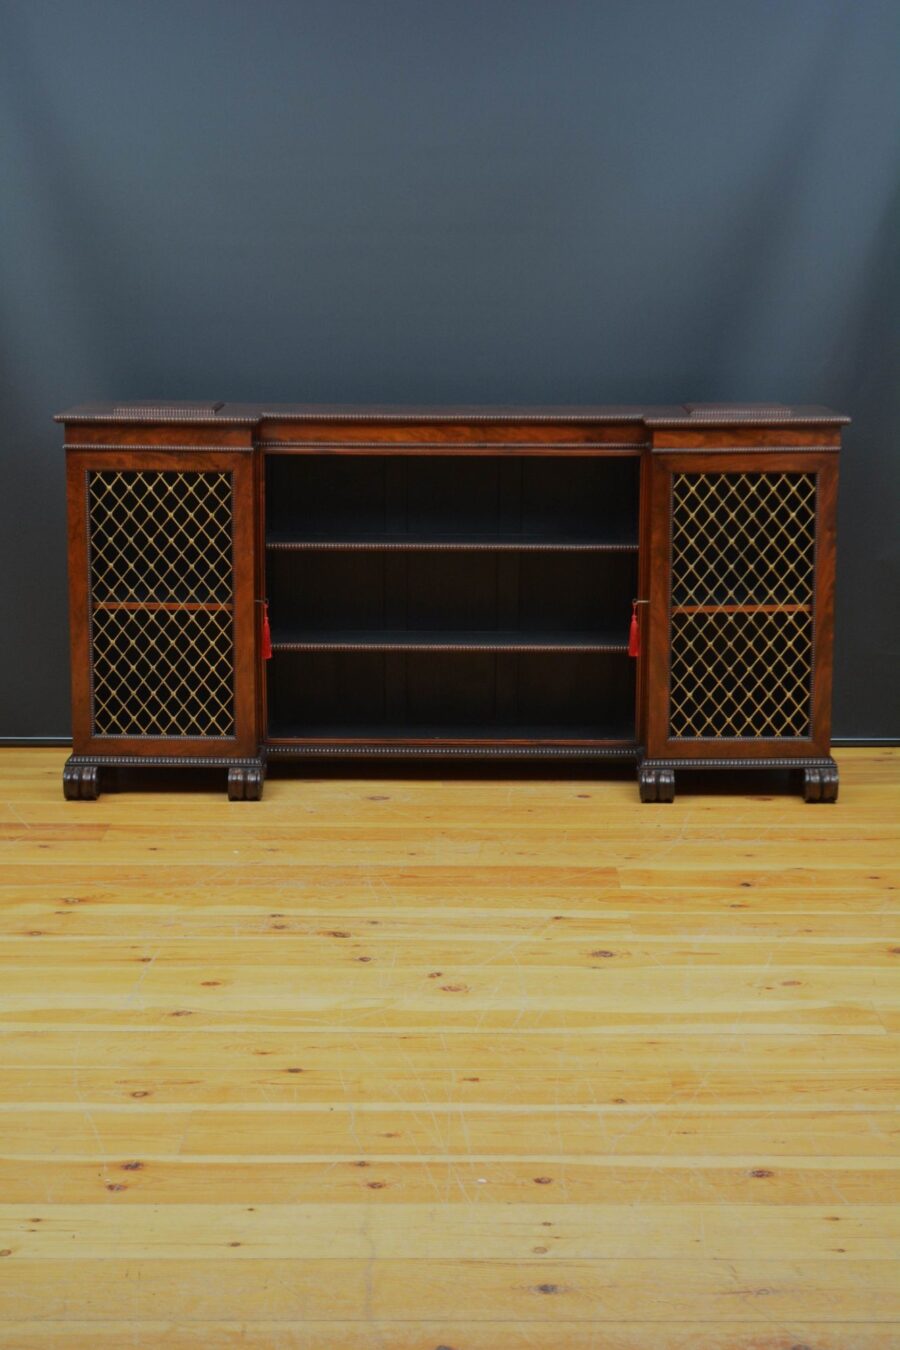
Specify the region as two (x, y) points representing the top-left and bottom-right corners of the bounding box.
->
(0, 747), (897, 1345)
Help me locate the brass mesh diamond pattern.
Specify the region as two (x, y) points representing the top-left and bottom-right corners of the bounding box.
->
(87, 470), (235, 738)
(91, 606), (235, 737)
(671, 471), (816, 606)
(89, 470), (233, 603)
(670, 608), (813, 738)
(668, 472), (816, 740)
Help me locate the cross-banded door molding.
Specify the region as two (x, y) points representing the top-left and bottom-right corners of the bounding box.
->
(66, 448), (259, 758)
(645, 450), (838, 760)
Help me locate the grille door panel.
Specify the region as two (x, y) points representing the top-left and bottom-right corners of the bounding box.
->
(667, 470), (816, 742)
(644, 452), (836, 758)
(68, 451), (256, 754)
(86, 469), (236, 740)
(86, 468), (236, 740)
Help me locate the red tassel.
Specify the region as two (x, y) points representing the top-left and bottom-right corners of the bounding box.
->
(628, 602), (641, 658)
(261, 601), (273, 661)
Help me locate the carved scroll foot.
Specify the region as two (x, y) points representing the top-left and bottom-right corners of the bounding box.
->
(803, 760), (839, 803)
(63, 760), (100, 801)
(227, 763), (265, 801)
(638, 764), (675, 803)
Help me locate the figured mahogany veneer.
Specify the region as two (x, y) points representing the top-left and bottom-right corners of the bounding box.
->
(57, 402), (847, 801)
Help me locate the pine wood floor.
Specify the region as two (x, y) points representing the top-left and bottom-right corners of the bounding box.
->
(0, 746), (897, 1348)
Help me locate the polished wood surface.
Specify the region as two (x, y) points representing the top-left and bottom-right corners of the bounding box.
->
(56, 401), (849, 426)
(59, 401), (848, 798)
(1, 746), (897, 1346)
(643, 450), (838, 761)
(66, 448), (260, 761)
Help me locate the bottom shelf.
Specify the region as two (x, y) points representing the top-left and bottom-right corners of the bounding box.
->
(267, 648), (636, 744)
(267, 723), (636, 744)
(265, 740), (640, 761)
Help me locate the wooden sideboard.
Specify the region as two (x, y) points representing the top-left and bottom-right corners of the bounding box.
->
(57, 401), (846, 802)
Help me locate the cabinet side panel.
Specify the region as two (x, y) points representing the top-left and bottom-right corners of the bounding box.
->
(66, 452), (94, 752)
(810, 457), (838, 752)
(230, 452), (259, 755)
(66, 446), (258, 759)
(645, 456), (674, 753)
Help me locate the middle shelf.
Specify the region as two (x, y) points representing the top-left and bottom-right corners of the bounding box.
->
(270, 630), (629, 652)
(266, 548), (638, 640)
(267, 534), (638, 552)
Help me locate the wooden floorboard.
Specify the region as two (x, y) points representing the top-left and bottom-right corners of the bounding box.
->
(0, 746), (897, 1348)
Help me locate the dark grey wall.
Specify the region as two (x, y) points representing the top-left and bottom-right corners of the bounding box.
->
(1, 0), (897, 738)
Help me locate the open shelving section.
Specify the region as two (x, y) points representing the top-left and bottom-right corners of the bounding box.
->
(263, 452), (640, 752)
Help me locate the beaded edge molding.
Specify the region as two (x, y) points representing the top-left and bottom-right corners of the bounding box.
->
(266, 744), (641, 758)
(272, 641), (630, 654)
(640, 756), (836, 770)
(64, 443), (253, 453)
(66, 754), (265, 768)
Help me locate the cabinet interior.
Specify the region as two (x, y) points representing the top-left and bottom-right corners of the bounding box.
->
(264, 453), (640, 744)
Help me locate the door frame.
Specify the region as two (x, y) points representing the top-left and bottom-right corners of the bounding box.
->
(644, 449), (838, 760)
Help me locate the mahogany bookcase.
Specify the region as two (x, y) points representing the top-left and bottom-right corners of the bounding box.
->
(56, 402), (846, 802)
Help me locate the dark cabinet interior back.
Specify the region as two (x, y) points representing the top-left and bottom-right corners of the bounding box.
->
(266, 454), (639, 543)
(268, 550), (637, 636)
(267, 650), (635, 740)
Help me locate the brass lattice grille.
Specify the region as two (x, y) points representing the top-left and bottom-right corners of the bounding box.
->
(671, 471), (816, 607)
(91, 606), (235, 737)
(89, 470), (233, 603)
(668, 472), (816, 740)
(670, 608), (813, 738)
(87, 470), (235, 738)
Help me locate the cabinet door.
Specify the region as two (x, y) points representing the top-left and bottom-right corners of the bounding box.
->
(645, 451), (837, 759)
(66, 448), (258, 758)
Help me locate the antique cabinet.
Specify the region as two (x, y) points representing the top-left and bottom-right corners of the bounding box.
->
(57, 401), (846, 802)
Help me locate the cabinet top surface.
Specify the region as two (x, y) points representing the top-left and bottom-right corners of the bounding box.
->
(56, 401), (850, 427)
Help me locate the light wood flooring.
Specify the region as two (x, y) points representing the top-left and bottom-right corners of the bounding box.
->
(0, 746), (897, 1348)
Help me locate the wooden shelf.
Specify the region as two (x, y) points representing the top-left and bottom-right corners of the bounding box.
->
(266, 533), (638, 552)
(270, 630), (630, 653)
(266, 723), (638, 744)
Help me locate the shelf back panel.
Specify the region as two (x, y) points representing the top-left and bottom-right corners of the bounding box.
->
(267, 649), (635, 741)
(267, 549), (637, 636)
(266, 454), (639, 544)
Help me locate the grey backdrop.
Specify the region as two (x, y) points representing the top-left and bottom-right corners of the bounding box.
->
(1, 0), (897, 739)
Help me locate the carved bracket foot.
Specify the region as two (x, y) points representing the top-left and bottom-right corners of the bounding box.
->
(638, 764), (675, 803)
(62, 759), (100, 801)
(803, 759), (839, 803)
(227, 762), (265, 802)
